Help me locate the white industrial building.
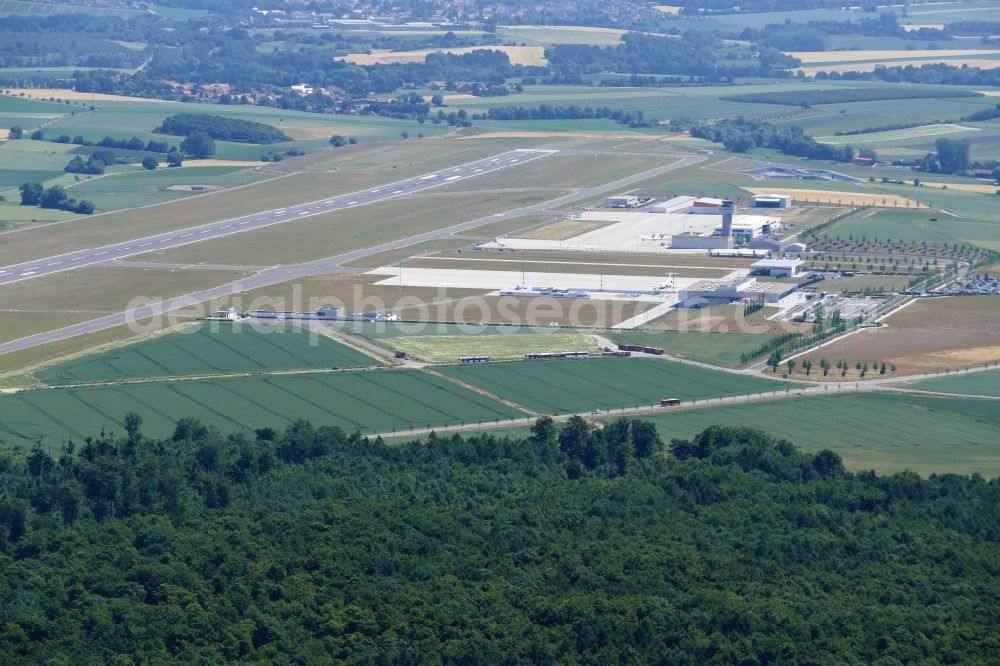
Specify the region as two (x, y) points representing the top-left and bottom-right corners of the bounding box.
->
(649, 196), (695, 213)
(679, 276), (798, 308)
(750, 194), (793, 209)
(751, 258), (804, 277)
(605, 195), (640, 208)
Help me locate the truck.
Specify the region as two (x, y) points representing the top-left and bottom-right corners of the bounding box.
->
(660, 398), (681, 407)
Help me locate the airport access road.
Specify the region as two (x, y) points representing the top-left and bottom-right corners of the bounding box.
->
(0, 154), (706, 357)
(0, 149), (556, 287)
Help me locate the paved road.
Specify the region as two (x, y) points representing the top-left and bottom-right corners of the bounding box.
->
(0, 153), (706, 357)
(0, 149), (555, 287)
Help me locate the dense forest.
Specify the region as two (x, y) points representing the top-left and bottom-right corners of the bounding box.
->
(0, 416), (996, 662)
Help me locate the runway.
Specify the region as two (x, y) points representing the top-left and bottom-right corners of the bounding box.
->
(0, 149), (556, 287)
(0, 154), (706, 357)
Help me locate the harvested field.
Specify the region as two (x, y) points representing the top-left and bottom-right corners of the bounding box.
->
(922, 182), (1000, 194)
(787, 49), (1000, 63)
(34, 321), (380, 384)
(438, 357), (782, 414)
(817, 124), (980, 145)
(339, 45), (547, 66)
(798, 296), (1000, 376)
(4, 88), (163, 104)
(393, 331), (600, 363)
(796, 59), (1000, 75)
(744, 187), (926, 208)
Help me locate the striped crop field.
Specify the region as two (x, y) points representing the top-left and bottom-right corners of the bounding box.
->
(35, 323), (381, 384)
(438, 357), (783, 414)
(0, 369), (524, 446)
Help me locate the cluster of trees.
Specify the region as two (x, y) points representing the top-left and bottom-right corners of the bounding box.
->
(685, 117), (856, 162)
(64, 150), (119, 175)
(546, 32), (797, 79)
(818, 62), (1000, 88)
(919, 138), (972, 174)
(18, 182), (94, 214)
(736, 13), (939, 50)
(477, 104), (657, 128)
(0, 416), (996, 662)
(155, 113), (290, 144)
(31, 130), (177, 154)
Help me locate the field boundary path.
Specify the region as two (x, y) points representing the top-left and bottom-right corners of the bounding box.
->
(0, 154), (706, 358)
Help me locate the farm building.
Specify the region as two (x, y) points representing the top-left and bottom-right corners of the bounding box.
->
(751, 258), (804, 277)
(605, 195), (640, 208)
(678, 276), (797, 308)
(750, 194), (793, 209)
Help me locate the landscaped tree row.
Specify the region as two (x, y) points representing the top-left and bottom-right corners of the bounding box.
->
(0, 417), (996, 662)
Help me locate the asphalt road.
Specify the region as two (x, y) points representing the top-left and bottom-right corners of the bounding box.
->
(0, 148), (555, 287)
(0, 153), (706, 357)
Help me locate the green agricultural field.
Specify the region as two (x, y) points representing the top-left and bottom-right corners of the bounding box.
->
(640, 392), (1000, 477)
(0, 368), (523, 446)
(906, 369), (1000, 397)
(0, 94), (72, 114)
(823, 208), (1000, 248)
(494, 25), (625, 46)
(65, 166), (269, 212)
(438, 357), (783, 414)
(604, 330), (775, 368)
(0, 0), (144, 17)
(34, 322), (381, 385)
(394, 332), (600, 363)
